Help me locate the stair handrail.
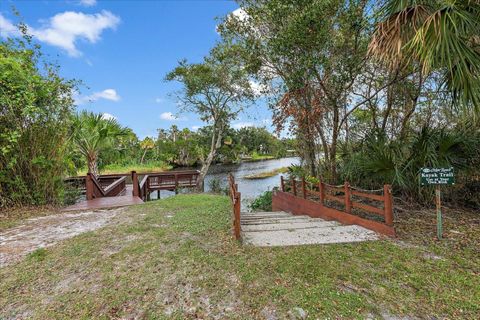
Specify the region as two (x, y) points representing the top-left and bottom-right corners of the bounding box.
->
(228, 173), (241, 240)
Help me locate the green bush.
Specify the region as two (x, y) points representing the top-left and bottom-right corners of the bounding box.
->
(249, 189), (275, 211)
(0, 34), (76, 207)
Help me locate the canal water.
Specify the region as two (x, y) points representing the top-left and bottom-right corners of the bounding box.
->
(152, 157), (300, 209)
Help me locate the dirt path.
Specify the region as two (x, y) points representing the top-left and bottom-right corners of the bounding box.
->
(0, 208), (126, 268)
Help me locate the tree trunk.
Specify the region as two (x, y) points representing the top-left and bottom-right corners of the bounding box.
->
(140, 149), (147, 164)
(87, 153), (99, 178)
(196, 126), (223, 191)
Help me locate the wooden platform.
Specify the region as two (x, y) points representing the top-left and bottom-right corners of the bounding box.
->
(63, 185), (144, 211)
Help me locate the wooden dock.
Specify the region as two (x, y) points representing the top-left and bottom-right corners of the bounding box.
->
(63, 185), (144, 211)
(63, 170), (200, 211)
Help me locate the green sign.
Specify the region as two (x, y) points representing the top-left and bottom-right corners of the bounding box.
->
(420, 167), (455, 186)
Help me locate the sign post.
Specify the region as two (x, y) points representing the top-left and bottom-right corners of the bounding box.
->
(435, 185), (442, 239)
(420, 167), (455, 240)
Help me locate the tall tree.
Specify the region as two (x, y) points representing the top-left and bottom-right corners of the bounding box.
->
(166, 50), (254, 189)
(71, 111), (127, 177)
(219, 0), (376, 180)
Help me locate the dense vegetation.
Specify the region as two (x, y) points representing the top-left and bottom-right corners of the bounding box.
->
(217, 0), (480, 206)
(2, 0), (480, 208)
(0, 35), (76, 207)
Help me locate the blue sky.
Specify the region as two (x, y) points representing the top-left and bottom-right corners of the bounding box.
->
(0, 0), (273, 139)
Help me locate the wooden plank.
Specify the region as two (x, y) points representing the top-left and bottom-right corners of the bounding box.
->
(351, 201), (384, 216)
(272, 191), (395, 237)
(324, 185), (344, 192)
(325, 194), (344, 203)
(350, 189), (385, 201)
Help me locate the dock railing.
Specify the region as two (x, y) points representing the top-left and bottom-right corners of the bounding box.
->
(132, 170), (200, 201)
(85, 173), (127, 200)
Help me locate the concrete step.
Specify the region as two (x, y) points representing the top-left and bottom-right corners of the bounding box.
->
(240, 216), (313, 225)
(242, 225), (379, 247)
(242, 220), (340, 232)
(241, 211), (290, 217)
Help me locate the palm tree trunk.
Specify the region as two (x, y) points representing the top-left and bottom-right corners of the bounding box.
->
(87, 153), (99, 178)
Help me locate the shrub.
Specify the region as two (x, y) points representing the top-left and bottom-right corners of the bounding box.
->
(0, 34), (76, 207)
(208, 178), (228, 194)
(249, 189), (275, 212)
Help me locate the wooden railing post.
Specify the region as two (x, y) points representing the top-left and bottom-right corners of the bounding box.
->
(292, 178), (297, 196)
(384, 184), (394, 226)
(86, 173), (94, 200)
(280, 176), (285, 192)
(234, 192), (241, 240)
(174, 173), (179, 194)
(131, 171), (139, 197)
(301, 177), (307, 199)
(319, 181), (325, 205)
(146, 176), (151, 201)
(344, 181), (352, 214)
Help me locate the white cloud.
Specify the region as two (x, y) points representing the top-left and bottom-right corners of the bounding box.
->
(0, 14), (20, 38)
(232, 122), (255, 129)
(230, 8), (248, 21)
(101, 112), (116, 120)
(79, 0), (97, 7)
(29, 10), (120, 57)
(191, 125), (201, 131)
(155, 97), (164, 104)
(91, 89), (120, 101)
(76, 88), (120, 104)
(160, 112), (186, 121)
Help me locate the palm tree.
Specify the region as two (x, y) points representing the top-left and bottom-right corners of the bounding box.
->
(369, 0), (480, 108)
(71, 111), (127, 177)
(139, 137), (155, 164)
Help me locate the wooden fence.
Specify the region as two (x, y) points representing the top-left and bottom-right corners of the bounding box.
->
(228, 173), (241, 240)
(276, 176), (395, 236)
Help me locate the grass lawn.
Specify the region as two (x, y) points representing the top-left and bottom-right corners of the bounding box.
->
(1, 194), (479, 319)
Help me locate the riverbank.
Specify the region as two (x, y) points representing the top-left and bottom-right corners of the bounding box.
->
(1, 194), (478, 318)
(75, 155), (291, 176)
(243, 167), (289, 179)
(75, 161), (172, 176)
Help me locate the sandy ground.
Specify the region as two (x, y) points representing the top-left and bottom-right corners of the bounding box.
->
(0, 208), (125, 268)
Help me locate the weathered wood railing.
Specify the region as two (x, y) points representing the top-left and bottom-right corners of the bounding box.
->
(277, 176), (395, 236)
(228, 173), (241, 240)
(132, 170), (200, 201)
(85, 173), (127, 200)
